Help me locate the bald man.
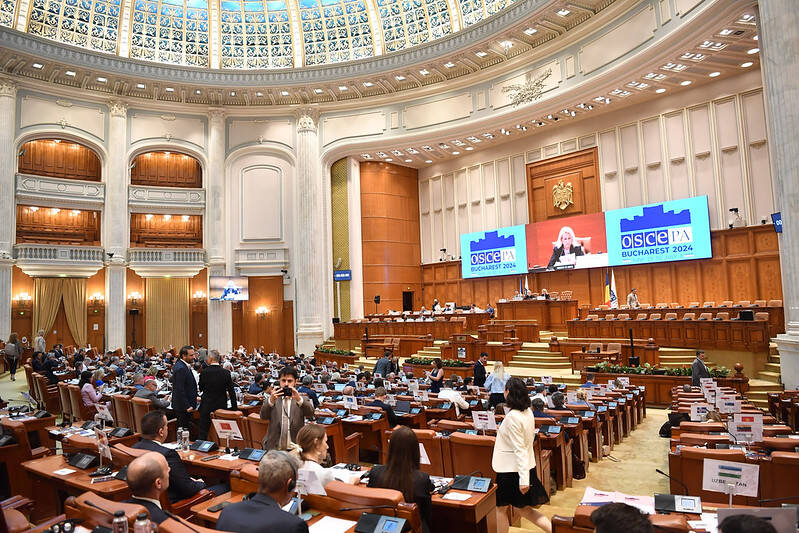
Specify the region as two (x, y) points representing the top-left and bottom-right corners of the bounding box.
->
(123, 452), (170, 524)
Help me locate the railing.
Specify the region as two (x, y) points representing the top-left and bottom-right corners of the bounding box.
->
(14, 244), (105, 262)
(128, 248), (206, 264)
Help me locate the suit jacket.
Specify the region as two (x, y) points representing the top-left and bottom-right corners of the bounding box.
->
(198, 365), (237, 414)
(473, 361), (487, 387)
(547, 244), (584, 269)
(132, 439), (205, 502)
(259, 395), (314, 450)
(368, 399), (398, 427)
(123, 497), (168, 524)
(373, 357), (391, 378)
(691, 358), (711, 386)
(171, 359), (197, 413)
(217, 493), (308, 533)
(134, 387), (170, 410)
(368, 465), (434, 533)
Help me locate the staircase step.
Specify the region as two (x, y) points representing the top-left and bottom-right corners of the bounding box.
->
(757, 371), (782, 382)
(510, 361), (573, 369)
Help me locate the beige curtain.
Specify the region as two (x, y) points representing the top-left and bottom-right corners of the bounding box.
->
(33, 278), (63, 339)
(61, 278), (87, 347)
(146, 278), (189, 350)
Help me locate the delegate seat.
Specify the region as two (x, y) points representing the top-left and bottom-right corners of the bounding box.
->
(703, 301), (715, 307)
(639, 303), (652, 309)
(448, 432), (496, 481)
(606, 343), (621, 354)
(617, 313), (630, 320)
(688, 302), (700, 308)
(670, 302), (682, 308)
(665, 313), (677, 320)
(753, 300), (767, 307)
(682, 313), (696, 320)
(68, 384), (96, 422)
(737, 300), (750, 307)
(209, 409), (249, 450)
(754, 312), (769, 321)
(720, 300), (733, 307)
(715, 312), (730, 320)
(321, 482), (423, 533)
(655, 303), (668, 309)
(58, 382), (73, 424)
(768, 299), (783, 307)
(246, 412), (269, 450)
(588, 343), (602, 352)
(636, 313), (647, 320)
(760, 451), (799, 505)
(672, 448), (753, 505)
(111, 395), (134, 429)
(698, 312), (712, 320)
(648, 313), (662, 320)
(64, 493), (145, 529)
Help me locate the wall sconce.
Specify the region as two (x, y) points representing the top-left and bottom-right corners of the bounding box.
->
(192, 290), (206, 303)
(89, 292), (105, 305)
(255, 306), (269, 318)
(128, 291), (142, 305)
(14, 292), (32, 302)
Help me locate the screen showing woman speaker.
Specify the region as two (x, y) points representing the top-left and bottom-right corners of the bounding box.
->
(526, 212), (609, 271)
(209, 276), (249, 301)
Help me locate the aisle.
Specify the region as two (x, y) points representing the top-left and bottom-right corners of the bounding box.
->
(513, 408), (671, 532)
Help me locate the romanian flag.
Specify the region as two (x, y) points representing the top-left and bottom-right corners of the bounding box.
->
(604, 270), (618, 308)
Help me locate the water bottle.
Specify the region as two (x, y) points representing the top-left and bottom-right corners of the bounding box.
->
(112, 510), (128, 533)
(133, 512), (150, 533)
(182, 429), (190, 451)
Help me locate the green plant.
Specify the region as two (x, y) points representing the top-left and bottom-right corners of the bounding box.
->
(404, 357), (472, 368)
(592, 361), (730, 378)
(316, 347), (355, 356)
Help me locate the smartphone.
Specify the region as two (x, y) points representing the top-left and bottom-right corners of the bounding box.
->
(300, 510), (320, 522)
(208, 501), (230, 513)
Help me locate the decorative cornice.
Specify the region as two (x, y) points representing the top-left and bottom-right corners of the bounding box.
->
(107, 99), (128, 117)
(0, 77), (17, 98)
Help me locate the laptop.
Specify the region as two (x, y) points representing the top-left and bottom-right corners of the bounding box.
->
(394, 400), (412, 415)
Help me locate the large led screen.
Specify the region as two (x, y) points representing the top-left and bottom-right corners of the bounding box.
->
(526, 212), (608, 271)
(460, 225), (528, 279)
(604, 196), (712, 266)
(209, 276), (249, 301)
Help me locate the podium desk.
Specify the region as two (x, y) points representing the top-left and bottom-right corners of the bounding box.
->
(497, 300), (578, 330)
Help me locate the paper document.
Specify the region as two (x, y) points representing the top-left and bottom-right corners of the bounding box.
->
(308, 516), (357, 533)
(580, 487), (654, 514)
(54, 468), (77, 476)
(442, 492), (471, 501)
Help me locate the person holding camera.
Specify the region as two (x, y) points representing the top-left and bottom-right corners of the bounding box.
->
(260, 366), (314, 451)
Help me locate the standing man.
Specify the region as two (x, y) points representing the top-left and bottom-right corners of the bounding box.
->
(34, 330), (46, 354)
(259, 367), (313, 451)
(626, 288), (640, 309)
(473, 352), (488, 388)
(171, 345), (197, 434)
(373, 351), (391, 377)
(198, 350), (238, 440)
(691, 350), (710, 386)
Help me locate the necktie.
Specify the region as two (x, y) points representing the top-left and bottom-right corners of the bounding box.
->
(279, 398), (290, 450)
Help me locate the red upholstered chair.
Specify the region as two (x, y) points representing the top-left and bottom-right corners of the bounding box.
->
(448, 432), (496, 481)
(65, 492), (146, 529)
(111, 395), (134, 429)
(760, 452), (799, 505)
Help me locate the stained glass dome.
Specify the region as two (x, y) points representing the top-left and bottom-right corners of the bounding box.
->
(0, 0), (521, 68)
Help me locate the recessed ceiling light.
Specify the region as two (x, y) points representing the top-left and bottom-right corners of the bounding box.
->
(523, 27), (537, 36)
(452, 151), (460, 155)
(195, 89), (201, 95)
(499, 40), (513, 49)
(741, 61), (753, 68)
(753, 35), (758, 41)
(65, 70), (76, 77)
(338, 85), (348, 91)
(313, 88), (323, 94)
(747, 48), (759, 54)
(425, 160), (432, 163)
(361, 154), (372, 159)
(444, 62), (455, 68)
(405, 159), (412, 163)
(419, 69), (430, 76)
(475, 51), (487, 58)
(556, 8), (570, 16)
(395, 75), (406, 81)
(281, 91), (289, 96)
(655, 88), (666, 94)
(709, 71), (721, 77)
(96, 77), (107, 83)
(465, 146), (474, 151)
(32, 63), (43, 69)
(255, 91), (263, 97)
(165, 87), (174, 92)
(230, 91), (236, 96)
(136, 83), (146, 89)
(719, 29), (733, 36)
(363, 82), (374, 87)
(680, 80), (692, 86)
(385, 158), (393, 162)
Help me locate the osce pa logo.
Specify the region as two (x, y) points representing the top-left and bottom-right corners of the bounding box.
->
(469, 231), (516, 265)
(619, 204), (693, 250)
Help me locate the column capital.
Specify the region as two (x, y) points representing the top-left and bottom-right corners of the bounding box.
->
(295, 107), (320, 133)
(208, 107), (227, 122)
(0, 77), (17, 99)
(107, 99), (128, 118)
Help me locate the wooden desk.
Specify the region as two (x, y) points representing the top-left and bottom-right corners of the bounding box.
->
(342, 417), (390, 462)
(570, 351), (620, 372)
(496, 300), (578, 330)
(536, 430), (573, 490)
(2, 414), (58, 450)
(22, 454), (130, 520)
(334, 319), (471, 342)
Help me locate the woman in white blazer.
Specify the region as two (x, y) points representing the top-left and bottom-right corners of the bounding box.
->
(492, 377), (551, 533)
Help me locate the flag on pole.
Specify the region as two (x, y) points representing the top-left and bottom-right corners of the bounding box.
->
(524, 275), (529, 294)
(609, 270), (618, 309)
(603, 271), (611, 306)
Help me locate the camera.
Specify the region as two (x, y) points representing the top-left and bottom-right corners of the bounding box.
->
(282, 386), (293, 398)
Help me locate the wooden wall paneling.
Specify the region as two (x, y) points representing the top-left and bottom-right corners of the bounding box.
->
(10, 267), (34, 342)
(189, 269), (208, 349)
(360, 162), (422, 313)
(86, 269), (105, 350)
(526, 148), (601, 223)
(129, 213), (203, 248)
(17, 139), (101, 182)
(232, 276), (287, 354)
(126, 269), (146, 349)
(16, 206), (101, 245)
(130, 151), (202, 188)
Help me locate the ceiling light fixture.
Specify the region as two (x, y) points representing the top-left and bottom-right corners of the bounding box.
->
(452, 151), (460, 155)
(338, 85), (348, 91)
(230, 91), (236, 96)
(281, 90), (289, 96)
(465, 146), (474, 151)
(419, 69), (430, 76)
(136, 83), (146, 89)
(475, 51), (487, 58)
(32, 63), (43, 69)
(182, 215), (189, 221)
(145, 214), (153, 220)
(165, 87), (174, 92)
(395, 75), (406, 81)
(313, 88), (323, 94)
(709, 71), (721, 77)
(195, 89), (201, 95)
(499, 40), (513, 50)
(680, 80), (692, 86)
(65, 70), (76, 77)
(523, 27), (537, 35)
(656, 88), (666, 93)
(385, 158), (393, 162)
(425, 160), (432, 164)
(405, 159), (412, 162)
(556, 8), (570, 16)
(363, 82), (374, 87)
(753, 35), (758, 41)
(747, 48), (759, 54)
(96, 77), (107, 83)
(444, 62), (455, 68)
(741, 61), (753, 68)
(255, 91), (263, 97)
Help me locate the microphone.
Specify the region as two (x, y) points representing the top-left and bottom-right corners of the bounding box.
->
(163, 510), (201, 533)
(758, 495), (799, 504)
(83, 499), (114, 516)
(338, 505), (397, 517)
(655, 469), (688, 496)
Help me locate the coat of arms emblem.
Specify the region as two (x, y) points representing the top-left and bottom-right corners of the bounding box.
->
(552, 180), (574, 210)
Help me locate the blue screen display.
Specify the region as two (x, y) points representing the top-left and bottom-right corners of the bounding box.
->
(604, 196), (712, 266)
(460, 224), (528, 279)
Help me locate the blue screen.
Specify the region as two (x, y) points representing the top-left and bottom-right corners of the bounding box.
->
(604, 196), (712, 266)
(460, 224), (528, 279)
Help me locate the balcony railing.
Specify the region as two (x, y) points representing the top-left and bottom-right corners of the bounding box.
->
(14, 244), (105, 276)
(127, 248), (207, 277)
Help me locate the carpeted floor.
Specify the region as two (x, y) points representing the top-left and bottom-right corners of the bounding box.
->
(0, 368), (670, 532)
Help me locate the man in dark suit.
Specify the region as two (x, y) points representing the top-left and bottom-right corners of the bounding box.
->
(133, 411), (223, 502)
(171, 345), (197, 432)
(368, 386), (398, 427)
(123, 451), (170, 524)
(473, 352), (488, 388)
(691, 350), (711, 386)
(197, 350), (238, 440)
(217, 450), (307, 533)
(373, 351), (391, 378)
(259, 366), (314, 451)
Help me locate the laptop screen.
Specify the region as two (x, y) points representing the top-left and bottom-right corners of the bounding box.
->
(395, 400), (411, 413)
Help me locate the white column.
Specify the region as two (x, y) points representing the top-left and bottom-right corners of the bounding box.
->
(0, 78), (15, 341)
(347, 157), (364, 319)
(104, 100), (128, 351)
(758, 3), (799, 388)
(294, 110), (325, 355)
(206, 108), (232, 352)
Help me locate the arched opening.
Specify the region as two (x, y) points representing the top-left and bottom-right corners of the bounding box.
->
(131, 150), (203, 188)
(17, 138), (102, 181)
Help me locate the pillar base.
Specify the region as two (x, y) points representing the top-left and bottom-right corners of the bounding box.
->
(775, 333), (799, 389)
(295, 328), (323, 357)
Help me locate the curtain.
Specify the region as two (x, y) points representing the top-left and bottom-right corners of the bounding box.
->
(146, 278), (189, 351)
(61, 278), (87, 347)
(33, 278), (63, 340)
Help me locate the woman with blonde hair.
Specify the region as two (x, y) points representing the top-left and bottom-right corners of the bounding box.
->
(484, 361), (509, 408)
(547, 226), (585, 269)
(294, 424), (358, 488)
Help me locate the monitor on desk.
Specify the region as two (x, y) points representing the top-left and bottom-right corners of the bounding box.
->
(394, 400), (411, 414)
